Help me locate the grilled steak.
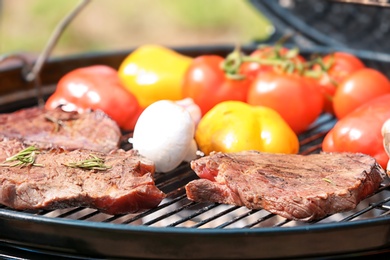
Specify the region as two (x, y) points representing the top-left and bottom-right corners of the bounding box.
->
(185, 151), (386, 221)
(0, 107), (121, 153)
(0, 139), (165, 214)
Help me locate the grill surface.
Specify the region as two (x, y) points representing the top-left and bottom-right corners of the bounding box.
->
(2, 113), (390, 228)
(0, 45), (390, 259)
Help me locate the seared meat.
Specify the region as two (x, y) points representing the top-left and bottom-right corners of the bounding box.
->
(0, 139), (165, 214)
(0, 107), (121, 153)
(185, 151), (385, 221)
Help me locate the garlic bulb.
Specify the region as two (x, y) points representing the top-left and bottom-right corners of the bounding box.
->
(132, 100), (198, 172)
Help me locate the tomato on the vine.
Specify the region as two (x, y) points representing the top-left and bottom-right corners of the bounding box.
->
(323, 93), (390, 169)
(312, 52), (365, 115)
(45, 65), (142, 131)
(247, 71), (324, 134)
(182, 55), (252, 116)
(333, 68), (390, 119)
(240, 46), (305, 79)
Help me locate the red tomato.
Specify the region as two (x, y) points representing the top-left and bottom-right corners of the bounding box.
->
(45, 65), (142, 131)
(240, 46), (305, 79)
(247, 71), (324, 134)
(333, 68), (390, 119)
(323, 94), (390, 169)
(313, 52), (365, 115)
(182, 55), (251, 116)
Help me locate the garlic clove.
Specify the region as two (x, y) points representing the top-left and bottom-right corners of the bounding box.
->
(132, 100), (195, 172)
(183, 139), (198, 162)
(175, 98), (201, 126)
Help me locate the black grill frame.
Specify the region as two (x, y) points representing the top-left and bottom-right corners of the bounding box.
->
(0, 45), (390, 259)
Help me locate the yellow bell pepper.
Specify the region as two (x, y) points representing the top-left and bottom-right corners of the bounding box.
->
(118, 44), (193, 108)
(195, 101), (299, 155)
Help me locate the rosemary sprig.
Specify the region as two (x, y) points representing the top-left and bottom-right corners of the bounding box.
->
(0, 146), (44, 168)
(64, 154), (111, 171)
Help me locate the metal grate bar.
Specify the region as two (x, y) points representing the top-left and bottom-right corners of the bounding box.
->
(101, 213), (126, 223)
(273, 218), (292, 227)
(167, 203), (220, 227)
(154, 163), (194, 185)
(341, 196), (390, 222)
(101, 193), (186, 224)
(298, 113), (335, 155)
(378, 204), (390, 210)
(190, 205), (241, 228)
(34, 209), (52, 215)
(55, 207), (85, 218)
(142, 200), (197, 226)
(300, 131), (329, 147)
(76, 210), (102, 221)
(300, 143), (323, 155)
(243, 212), (276, 228)
(379, 209), (390, 216)
(165, 186), (188, 198)
(215, 209), (260, 229)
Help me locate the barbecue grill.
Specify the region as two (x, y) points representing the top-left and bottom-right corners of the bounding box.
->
(1, 0), (390, 259)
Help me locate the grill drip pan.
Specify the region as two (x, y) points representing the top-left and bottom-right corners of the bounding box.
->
(0, 45), (390, 259)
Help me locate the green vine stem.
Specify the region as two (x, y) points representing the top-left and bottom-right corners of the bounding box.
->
(220, 44), (332, 80)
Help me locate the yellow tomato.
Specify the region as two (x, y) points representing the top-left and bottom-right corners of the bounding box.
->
(118, 44), (193, 108)
(195, 101), (299, 155)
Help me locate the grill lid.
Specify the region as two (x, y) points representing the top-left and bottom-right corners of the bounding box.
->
(250, 0), (390, 53)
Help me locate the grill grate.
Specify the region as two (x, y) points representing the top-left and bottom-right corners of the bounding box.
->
(1, 113), (389, 230)
(1, 46), (390, 259)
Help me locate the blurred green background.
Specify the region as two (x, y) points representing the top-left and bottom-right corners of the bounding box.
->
(0, 0), (273, 57)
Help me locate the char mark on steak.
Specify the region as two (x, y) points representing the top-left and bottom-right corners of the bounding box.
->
(0, 139), (165, 214)
(0, 107), (121, 153)
(185, 151), (386, 221)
